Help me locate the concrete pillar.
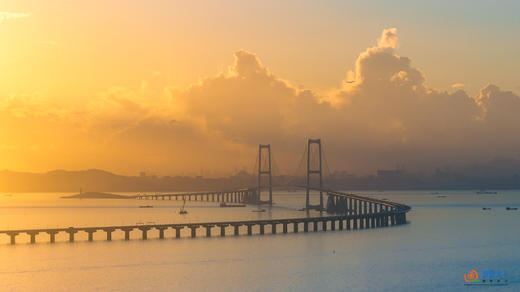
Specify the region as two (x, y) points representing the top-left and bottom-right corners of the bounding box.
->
(7, 232), (18, 245)
(47, 231), (58, 243)
(103, 228), (116, 241)
(27, 231), (39, 244)
(138, 227), (151, 240)
(121, 228), (132, 240)
(303, 221), (309, 232)
(322, 220), (327, 231)
(156, 227), (167, 239)
(339, 219), (344, 230)
(85, 229), (97, 241)
(174, 227), (183, 238)
(204, 225), (212, 237)
(259, 224), (265, 235)
(331, 219), (335, 231)
(219, 225), (226, 237)
(360, 215), (364, 229)
(313, 220), (319, 232)
(293, 222), (299, 233)
(347, 217), (351, 230)
(234, 225), (239, 236)
(246, 224), (253, 235)
(283, 222), (288, 233)
(66, 228), (78, 242)
(189, 226), (198, 238)
(271, 223), (277, 234)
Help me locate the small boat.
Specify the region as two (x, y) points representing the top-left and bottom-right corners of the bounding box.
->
(139, 205), (153, 208)
(219, 202), (246, 207)
(476, 190), (498, 194)
(482, 207), (491, 210)
(505, 207), (518, 210)
(179, 199), (188, 214)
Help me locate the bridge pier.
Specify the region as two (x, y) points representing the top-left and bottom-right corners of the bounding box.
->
(271, 223), (277, 234)
(204, 225), (213, 237)
(282, 222), (288, 234)
(259, 224), (265, 235)
(246, 224), (253, 235)
(173, 226), (184, 238)
(189, 225), (198, 238)
(138, 227), (151, 240)
(339, 218), (343, 230)
(359, 215), (364, 229)
(347, 217), (351, 230)
(47, 230), (59, 243)
(156, 226), (168, 239)
(7, 232), (19, 245)
(233, 224), (240, 236)
(66, 227), (78, 243)
(103, 228), (116, 241)
(313, 220), (319, 232)
(331, 219), (335, 231)
(27, 231), (39, 244)
(293, 222), (299, 233)
(303, 221), (309, 232)
(218, 224), (227, 237)
(322, 220), (327, 231)
(120, 227), (133, 240)
(85, 229), (97, 241)
(353, 217), (358, 229)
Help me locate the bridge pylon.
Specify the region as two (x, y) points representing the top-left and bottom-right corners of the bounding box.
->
(258, 144), (272, 204)
(306, 138), (323, 210)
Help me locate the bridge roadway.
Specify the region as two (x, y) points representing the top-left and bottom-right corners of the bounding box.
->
(0, 187), (410, 245)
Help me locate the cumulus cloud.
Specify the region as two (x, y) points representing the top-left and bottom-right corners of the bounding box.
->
(0, 12), (29, 24)
(2, 28), (520, 175)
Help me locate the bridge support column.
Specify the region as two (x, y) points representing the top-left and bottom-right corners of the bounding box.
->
(66, 228), (78, 243)
(138, 227), (151, 240)
(293, 222), (299, 233)
(339, 219), (343, 230)
(233, 224), (239, 236)
(271, 223), (277, 234)
(313, 220), (319, 232)
(174, 226), (183, 238)
(204, 225), (213, 237)
(331, 220), (335, 231)
(218, 225), (226, 237)
(283, 222), (288, 234)
(7, 232), (19, 245)
(103, 228), (116, 241)
(121, 227), (133, 240)
(347, 217), (351, 230)
(259, 224), (265, 235)
(353, 217), (358, 229)
(246, 224), (253, 235)
(322, 220), (327, 232)
(156, 227), (168, 239)
(303, 221), (309, 232)
(27, 231), (39, 244)
(47, 231), (59, 243)
(85, 229), (97, 242)
(359, 215), (364, 229)
(189, 226), (198, 238)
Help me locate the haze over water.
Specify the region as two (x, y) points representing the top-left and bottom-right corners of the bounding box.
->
(1, 191), (518, 291)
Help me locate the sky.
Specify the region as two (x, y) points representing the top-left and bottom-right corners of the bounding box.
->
(1, 0), (520, 177)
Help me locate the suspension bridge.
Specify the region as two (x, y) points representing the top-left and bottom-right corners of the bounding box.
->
(0, 138), (410, 244)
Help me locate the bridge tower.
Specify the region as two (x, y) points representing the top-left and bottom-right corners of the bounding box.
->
(306, 138), (323, 210)
(258, 144), (272, 204)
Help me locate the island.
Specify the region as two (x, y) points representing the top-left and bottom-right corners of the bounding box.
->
(61, 192), (131, 199)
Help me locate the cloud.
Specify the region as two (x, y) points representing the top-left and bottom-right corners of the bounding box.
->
(3, 28), (520, 175)
(452, 83), (464, 89)
(0, 12), (29, 24)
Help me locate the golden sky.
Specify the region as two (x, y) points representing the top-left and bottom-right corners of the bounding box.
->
(1, 1), (520, 176)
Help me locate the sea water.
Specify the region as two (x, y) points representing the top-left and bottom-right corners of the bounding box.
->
(0, 190), (518, 291)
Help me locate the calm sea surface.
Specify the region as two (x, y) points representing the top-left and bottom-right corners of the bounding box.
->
(0, 190), (519, 291)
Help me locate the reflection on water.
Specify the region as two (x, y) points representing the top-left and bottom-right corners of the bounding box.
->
(0, 190), (519, 291)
